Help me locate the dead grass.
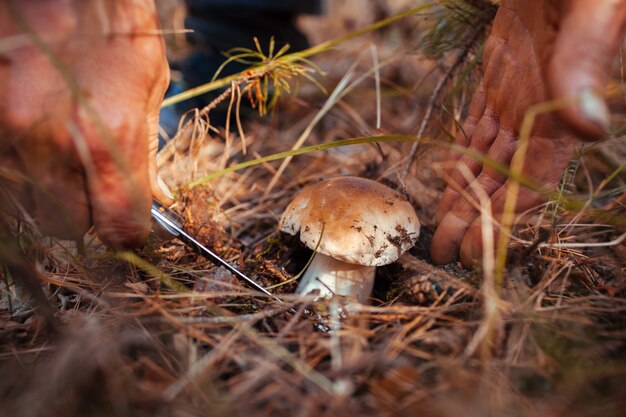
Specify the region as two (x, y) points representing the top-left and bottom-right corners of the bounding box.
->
(2, 1), (626, 417)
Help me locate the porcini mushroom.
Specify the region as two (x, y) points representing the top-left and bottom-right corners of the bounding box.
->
(279, 176), (420, 304)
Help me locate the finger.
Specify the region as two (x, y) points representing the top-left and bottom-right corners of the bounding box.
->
(431, 128), (515, 264)
(76, 2), (167, 248)
(435, 107), (500, 224)
(147, 60), (173, 207)
(31, 170), (91, 240)
(0, 148), (34, 217)
(459, 185), (544, 267)
(434, 33), (507, 228)
(458, 135), (578, 266)
(78, 111), (153, 249)
(452, 84), (486, 151)
(148, 112), (174, 206)
(439, 85), (487, 187)
(14, 132), (91, 240)
(548, 0), (626, 138)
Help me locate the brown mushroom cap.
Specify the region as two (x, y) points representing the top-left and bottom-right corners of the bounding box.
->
(279, 176), (420, 267)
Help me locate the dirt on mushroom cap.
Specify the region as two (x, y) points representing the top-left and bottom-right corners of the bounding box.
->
(279, 176), (420, 266)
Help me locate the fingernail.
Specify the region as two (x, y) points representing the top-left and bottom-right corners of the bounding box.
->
(430, 213), (469, 265)
(579, 88), (610, 133)
(157, 175), (174, 202)
(460, 238), (480, 268)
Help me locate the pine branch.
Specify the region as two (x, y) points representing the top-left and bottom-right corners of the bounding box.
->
(401, 1), (495, 179)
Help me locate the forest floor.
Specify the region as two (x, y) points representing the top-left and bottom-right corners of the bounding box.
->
(1, 1), (625, 416)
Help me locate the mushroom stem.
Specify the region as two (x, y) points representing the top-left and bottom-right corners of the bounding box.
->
(296, 252), (376, 304)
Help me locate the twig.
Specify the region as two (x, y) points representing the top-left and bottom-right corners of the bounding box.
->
(0, 219), (58, 334)
(538, 230), (626, 249)
(401, 22), (487, 180)
(180, 305), (293, 324)
(162, 329), (241, 401)
(370, 44), (381, 130)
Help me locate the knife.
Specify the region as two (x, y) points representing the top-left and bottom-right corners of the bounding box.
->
(151, 199), (330, 331)
(150, 199), (278, 300)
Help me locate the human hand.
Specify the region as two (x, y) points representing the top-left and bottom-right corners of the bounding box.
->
(430, 0), (626, 266)
(0, 0), (171, 248)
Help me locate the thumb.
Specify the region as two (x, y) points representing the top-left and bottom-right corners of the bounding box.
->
(148, 110), (174, 207)
(548, 0), (626, 139)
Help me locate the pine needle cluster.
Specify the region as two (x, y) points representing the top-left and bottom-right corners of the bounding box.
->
(419, 0), (497, 60)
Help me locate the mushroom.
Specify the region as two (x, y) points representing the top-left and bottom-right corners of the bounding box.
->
(279, 176), (420, 304)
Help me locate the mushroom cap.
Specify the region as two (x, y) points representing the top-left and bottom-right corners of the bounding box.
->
(279, 176), (420, 267)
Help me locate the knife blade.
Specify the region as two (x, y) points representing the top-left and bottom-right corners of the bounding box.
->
(150, 199), (279, 300)
(151, 199), (330, 332)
